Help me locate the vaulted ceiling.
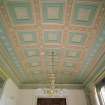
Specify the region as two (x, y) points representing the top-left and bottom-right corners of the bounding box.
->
(0, 0), (105, 89)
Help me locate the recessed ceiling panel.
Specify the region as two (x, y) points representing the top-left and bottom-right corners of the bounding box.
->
(71, 1), (99, 26)
(65, 49), (80, 60)
(44, 31), (62, 44)
(17, 31), (37, 46)
(6, 1), (34, 25)
(68, 32), (87, 45)
(42, 0), (64, 23)
(24, 48), (39, 57)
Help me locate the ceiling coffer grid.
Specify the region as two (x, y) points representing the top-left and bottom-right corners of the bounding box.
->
(0, 0), (105, 88)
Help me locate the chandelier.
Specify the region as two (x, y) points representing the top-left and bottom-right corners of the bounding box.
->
(44, 51), (58, 96)
(46, 73), (57, 96)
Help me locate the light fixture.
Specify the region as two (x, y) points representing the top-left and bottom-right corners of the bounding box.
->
(45, 74), (56, 96)
(44, 51), (58, 96)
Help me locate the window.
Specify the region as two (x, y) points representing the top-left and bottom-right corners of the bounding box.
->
(100, 86), (105, 104)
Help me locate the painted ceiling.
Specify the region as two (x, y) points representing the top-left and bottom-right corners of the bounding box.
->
(0, 0), (105, 88)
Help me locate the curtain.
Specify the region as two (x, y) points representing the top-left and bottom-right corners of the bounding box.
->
(96, 78), (105, 105)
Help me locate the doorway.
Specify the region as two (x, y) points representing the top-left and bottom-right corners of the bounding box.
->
(37, 98), (66, 105)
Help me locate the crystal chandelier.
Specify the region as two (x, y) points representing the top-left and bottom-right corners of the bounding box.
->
(46, 73), (57, 96)
(44, 51), (58, 96)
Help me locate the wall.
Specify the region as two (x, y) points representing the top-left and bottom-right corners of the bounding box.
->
(18, 88), (87, 105)
(0, 79), (87, 105)
(0, 79), (19, 105)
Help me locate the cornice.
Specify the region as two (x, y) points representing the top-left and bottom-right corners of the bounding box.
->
(19, 83), (84, 89)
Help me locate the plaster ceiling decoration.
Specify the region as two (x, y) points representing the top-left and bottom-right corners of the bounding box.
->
(0, 0), (105, 89)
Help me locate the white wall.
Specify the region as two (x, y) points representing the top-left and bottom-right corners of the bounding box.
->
(0, 79), (87, 105)
(18, 88), (87, 105)
(0, 79), (19, 105)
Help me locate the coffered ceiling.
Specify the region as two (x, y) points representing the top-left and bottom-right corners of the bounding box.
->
(0, 0), (105, 88)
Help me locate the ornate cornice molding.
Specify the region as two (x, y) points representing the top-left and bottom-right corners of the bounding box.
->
(19, 83), (84, 89)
